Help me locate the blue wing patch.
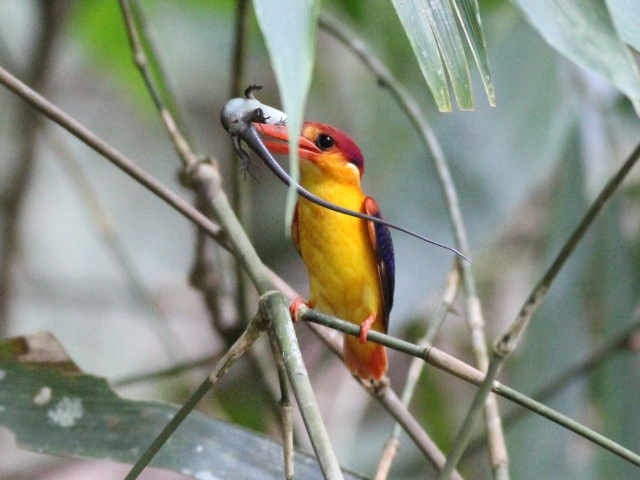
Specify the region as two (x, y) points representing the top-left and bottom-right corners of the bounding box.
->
(363, 197), (395, 330)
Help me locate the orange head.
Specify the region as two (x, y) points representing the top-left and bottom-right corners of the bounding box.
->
(258, 122), (365, 185)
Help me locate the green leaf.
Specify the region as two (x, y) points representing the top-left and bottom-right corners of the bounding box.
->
(0, 332), (365, 480)
(252, 0), (320, 232)
(512, 0), (640, 115)
(391, 0), (495, 111)
(424, 0), (474, 110)
(391, 0), (451, 111)
(452, 0), (496, 106)
(606, 0), (640, 53)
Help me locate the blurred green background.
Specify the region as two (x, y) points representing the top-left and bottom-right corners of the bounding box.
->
(0, 0), (639, 479)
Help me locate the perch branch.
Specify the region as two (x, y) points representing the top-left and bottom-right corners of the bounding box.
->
(297, 305), (640, 468)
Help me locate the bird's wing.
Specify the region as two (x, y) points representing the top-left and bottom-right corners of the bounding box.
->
(363, 197), (395, 329)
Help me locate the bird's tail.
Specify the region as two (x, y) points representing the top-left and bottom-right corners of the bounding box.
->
(344, 335), (388, 381)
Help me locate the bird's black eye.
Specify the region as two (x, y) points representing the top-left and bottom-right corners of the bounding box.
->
(316, 133), (335, 150)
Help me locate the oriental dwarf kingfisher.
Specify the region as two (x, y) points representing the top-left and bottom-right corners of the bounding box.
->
(258, 122), (395, 381)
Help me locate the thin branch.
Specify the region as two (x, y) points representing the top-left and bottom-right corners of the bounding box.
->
(260, 291), (344, 479)
(466, 310), (640, 458)
(130, 0), (188, 132)
(0, 65), (229, 253)
(0, 1), (63, 331)
(118, 0), (198, 168)
(229, 0), (252, 344)
(495, 140), (640, 356)
(319, 14), (508, 478)
(375, 264), (461, 480)
(111, 354), (217, 388)
(268, 328), (295, 480)
(185, 144), (344, 477)
(125, 312), (266, 480)
(297, 305), (640, 468)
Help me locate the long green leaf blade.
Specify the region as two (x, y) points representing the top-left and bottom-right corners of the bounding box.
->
(452, 0), (496, 106)
(606, 0), (640, 53)
(423, 0), (474, 110)
(253, 0), (319, 231)
(391, 0), (451, 111)
(512, 0), (640, 115)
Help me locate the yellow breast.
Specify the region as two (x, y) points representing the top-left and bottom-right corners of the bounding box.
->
(296, 174), (384, 331)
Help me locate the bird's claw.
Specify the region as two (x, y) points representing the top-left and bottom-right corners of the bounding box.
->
(289, 297), (308, 323)
(359, 314), (376, 343)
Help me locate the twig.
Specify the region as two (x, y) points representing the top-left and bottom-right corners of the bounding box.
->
(465, 310), (640, 458)
(124, 313), (266, 480)
(0, 1), (63, 331)
(268, 328), (295, 480)
(438, 140), (640, 478)
(319, 14), (509, 478)
(264, 267), (459, 475)
(375, 264), (461, 480)
(130, 0), (187, 131)
(0, 65), (228, 249)
(118, 0), (198, 167)
(229, 0), (252, 339)
(495, 141), (640, 356)
(187, 147), (344, 477)
(297, 305), (640, 468)
(260, 291), (344, 479)
(112, 354), (217, 388)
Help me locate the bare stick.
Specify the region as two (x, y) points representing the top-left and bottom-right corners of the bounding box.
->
(466, 310), (640, 458)
(375, 265), (461, 480)
(0, 65), (227, 244)
(298, 305), (640, 468)
(268, 329), (295, 480)
(228, 0), (252, 343)
(0, 1), (63, 329)
(119, 0), (198, 167)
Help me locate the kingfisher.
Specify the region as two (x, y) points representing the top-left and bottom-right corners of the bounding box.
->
(258, 122), (395, 381)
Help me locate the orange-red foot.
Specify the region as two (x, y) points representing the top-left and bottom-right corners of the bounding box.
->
(359, 314), (376, 343)
(289, 297), (308, 323)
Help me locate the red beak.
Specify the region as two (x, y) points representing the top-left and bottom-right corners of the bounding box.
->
(255, 123), (321, 162)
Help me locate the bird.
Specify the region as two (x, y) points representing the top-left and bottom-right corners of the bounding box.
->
(257, 121), (395, 381)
